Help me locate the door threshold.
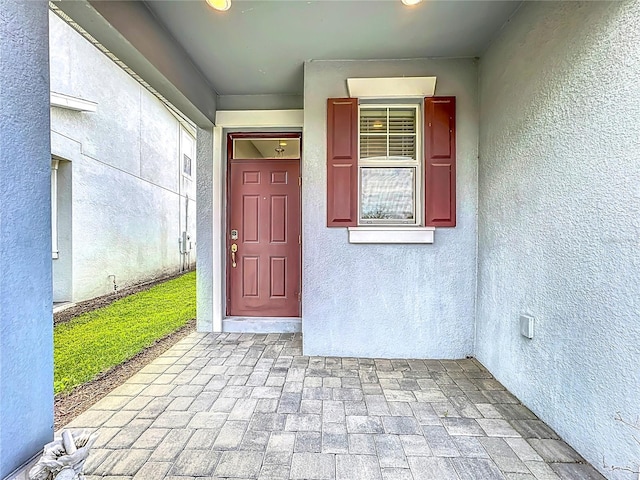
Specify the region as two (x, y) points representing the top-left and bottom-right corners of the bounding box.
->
(223, 316), (301, 334)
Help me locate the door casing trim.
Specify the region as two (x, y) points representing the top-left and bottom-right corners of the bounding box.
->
(209, 112), (303, 333)
(225, 132), (302, 318)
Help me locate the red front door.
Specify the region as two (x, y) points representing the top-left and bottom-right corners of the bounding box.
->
(228, 159), (301, 317)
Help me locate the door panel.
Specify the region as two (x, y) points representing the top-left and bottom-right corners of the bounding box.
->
(270, 196), (287, 242)
(229, 159), (300, 317)
(243, 195), (259, 242)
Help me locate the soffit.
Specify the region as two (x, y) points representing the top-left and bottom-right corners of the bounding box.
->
(144, 0), (522, 96)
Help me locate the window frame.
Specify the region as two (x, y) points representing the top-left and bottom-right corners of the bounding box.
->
(180, 126), (196, 180)
(182, 153), (193, 178)
(357, 102), (422, 226)
(326, 96), (456, 233)
(231, 137), (302, 160)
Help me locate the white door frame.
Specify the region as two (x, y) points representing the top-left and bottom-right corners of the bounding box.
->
(209, 110), (304, 332)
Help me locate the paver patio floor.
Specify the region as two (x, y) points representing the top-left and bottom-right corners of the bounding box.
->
(65, 332), (605, 480)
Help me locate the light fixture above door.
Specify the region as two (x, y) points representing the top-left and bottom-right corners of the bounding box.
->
(206, 0), (231, 11)
(401, 0), (423, 5)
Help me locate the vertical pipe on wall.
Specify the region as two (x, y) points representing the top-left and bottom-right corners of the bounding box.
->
(184, 195), (190, 270)
(51, 159), (60, 259)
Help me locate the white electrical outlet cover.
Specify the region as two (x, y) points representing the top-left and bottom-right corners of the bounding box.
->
(520, 315), (535, 339)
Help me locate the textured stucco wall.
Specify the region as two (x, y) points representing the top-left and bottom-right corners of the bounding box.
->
(49, 12), (196, 302)
(303, 59), (478, 358)
(0, 1), (54, 476)
(196, 126), (215, 332)
(477, 2), (640, 478)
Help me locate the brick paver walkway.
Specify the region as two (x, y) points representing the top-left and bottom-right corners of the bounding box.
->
(65, 332), (605, 479)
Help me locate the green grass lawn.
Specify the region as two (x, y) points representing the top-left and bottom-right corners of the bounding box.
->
(54, 271), (196, 395)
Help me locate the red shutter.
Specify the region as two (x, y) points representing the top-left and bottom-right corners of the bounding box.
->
(425, 97), (456, 227)
(327, 98), (358, 227)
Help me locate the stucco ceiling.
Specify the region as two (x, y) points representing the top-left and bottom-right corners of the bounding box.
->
(144, 0), (522, 97)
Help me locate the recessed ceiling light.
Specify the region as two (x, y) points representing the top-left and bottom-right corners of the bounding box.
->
(206, 0), (231, 11)
(401, 0), (423, 6)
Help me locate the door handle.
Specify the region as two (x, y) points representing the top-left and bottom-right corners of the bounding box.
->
(231, 243), (238, 268)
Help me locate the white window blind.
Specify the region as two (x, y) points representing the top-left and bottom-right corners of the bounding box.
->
(360, 108), (416, 161)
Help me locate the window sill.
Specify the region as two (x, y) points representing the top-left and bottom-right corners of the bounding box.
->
(348, 226), (435, 244)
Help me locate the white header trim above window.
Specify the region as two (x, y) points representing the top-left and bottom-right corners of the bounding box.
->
(347, 77), (436, 98)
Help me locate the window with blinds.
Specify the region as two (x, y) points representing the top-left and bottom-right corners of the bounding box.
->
(358, 105), (420, 225)
(360, 107), (417, 161)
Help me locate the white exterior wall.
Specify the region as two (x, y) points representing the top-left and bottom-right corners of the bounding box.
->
(477, 2), (640, 478)
(49, 12), (196, 302)
(303, 59), (478, 358)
